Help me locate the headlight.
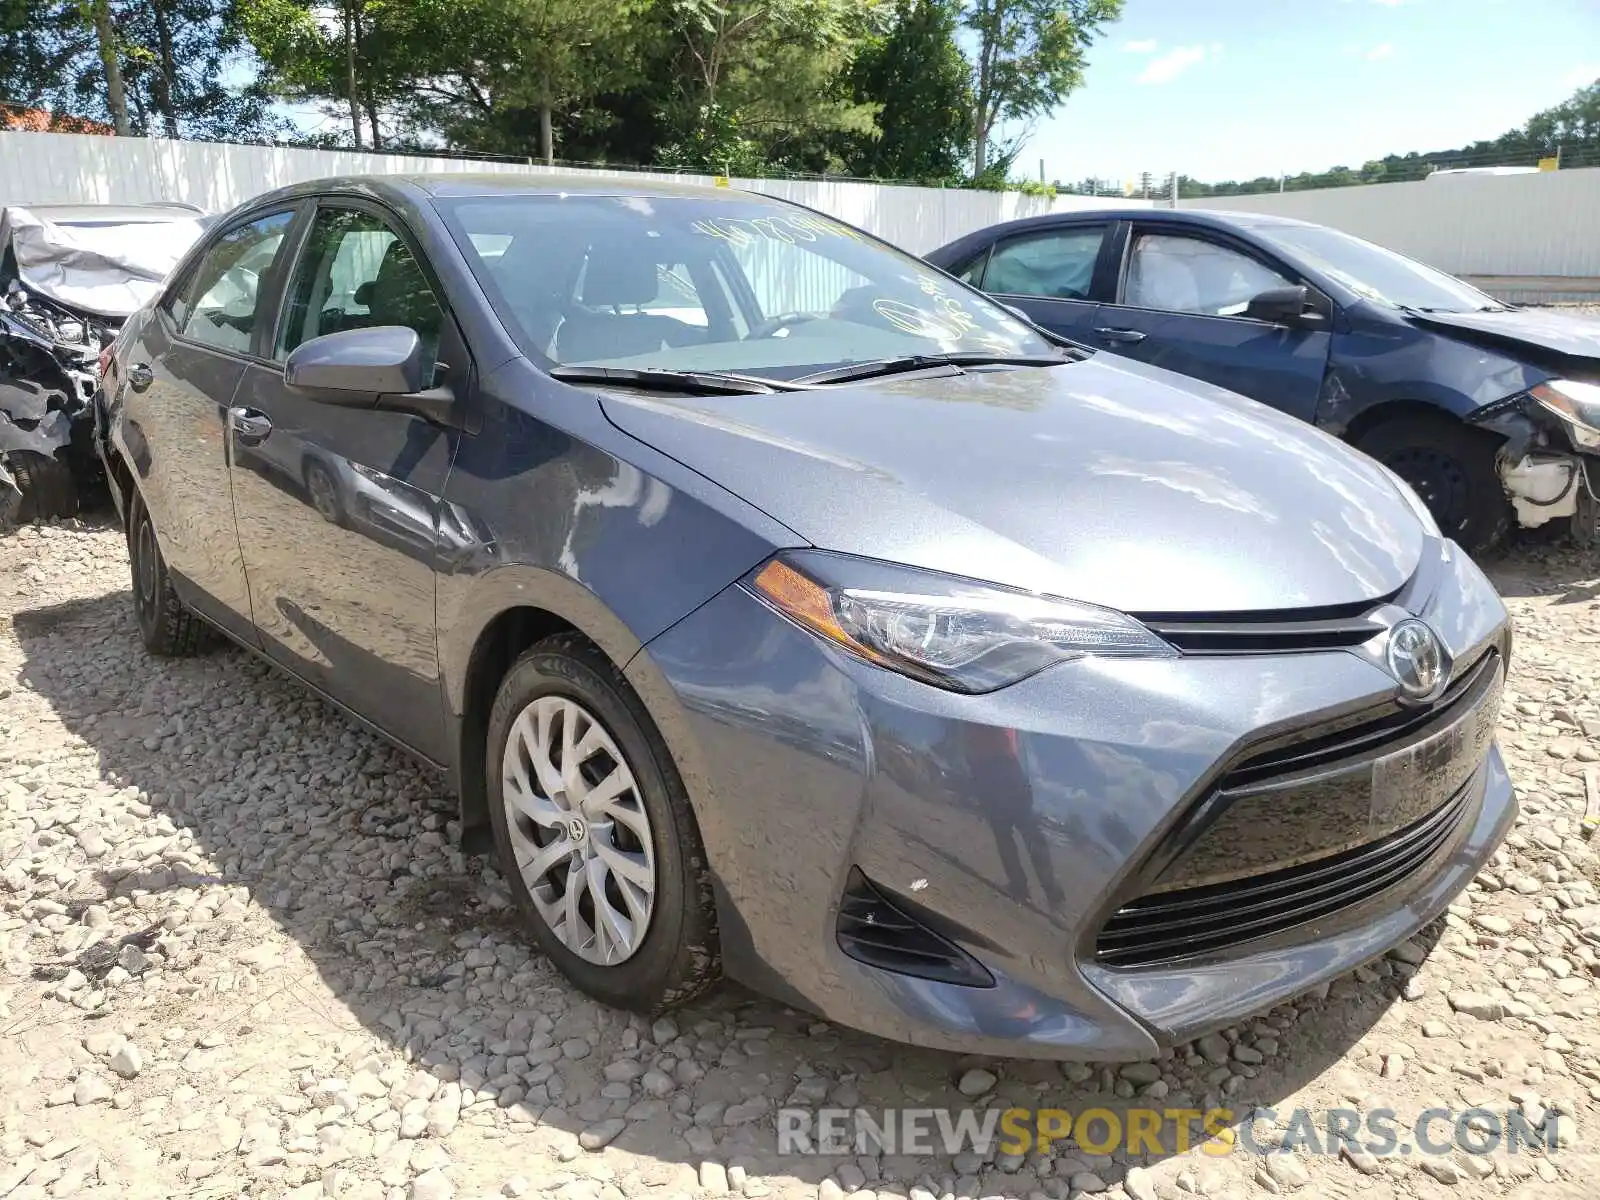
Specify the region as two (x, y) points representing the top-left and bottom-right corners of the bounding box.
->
(1374, 462), (1441, 537)
(1530, 379), (1600, 451)
(744, 551), (1175, 693)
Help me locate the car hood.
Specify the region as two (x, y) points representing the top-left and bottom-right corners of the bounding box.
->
(599, 355), (1425, 614)
(1409, 307), (1600, 361)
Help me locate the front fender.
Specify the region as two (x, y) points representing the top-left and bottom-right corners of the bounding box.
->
(1316, 308), (1549, 436)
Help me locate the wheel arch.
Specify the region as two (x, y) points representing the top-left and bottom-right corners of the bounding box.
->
(1343, 399), (1478, 450)
(443, 566), (659, 850)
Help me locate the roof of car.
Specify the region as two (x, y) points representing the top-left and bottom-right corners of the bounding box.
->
(245, 172), (786, 209)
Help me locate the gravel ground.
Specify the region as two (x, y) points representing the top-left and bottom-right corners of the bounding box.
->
(2, 520), (1599, 1200)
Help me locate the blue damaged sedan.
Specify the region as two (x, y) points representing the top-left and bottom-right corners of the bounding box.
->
(97, 175), (1515, 1059)
(928, 208), (1600, 553)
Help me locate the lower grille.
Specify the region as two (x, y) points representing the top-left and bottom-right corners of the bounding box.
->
(1095, 779), (1476, 967)
(836, 869), (994, 987)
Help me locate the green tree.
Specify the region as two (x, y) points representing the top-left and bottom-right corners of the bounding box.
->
(843, 0), (971, 181)
(3, 2), (276, 139)
(658, 0), (883, 174)
(963, 0), (1120, 174)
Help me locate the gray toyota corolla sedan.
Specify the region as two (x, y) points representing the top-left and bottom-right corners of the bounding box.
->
(97, 175), (1516, 1060)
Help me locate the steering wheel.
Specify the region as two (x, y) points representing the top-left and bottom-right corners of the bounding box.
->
(747, 311), (819, 339)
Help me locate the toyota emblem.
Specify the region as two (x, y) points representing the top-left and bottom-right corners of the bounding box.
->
(1386, 619), (1445, 700)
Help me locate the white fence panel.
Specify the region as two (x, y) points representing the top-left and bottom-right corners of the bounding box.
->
(0, 132), (1147, 256)
(1183, 168), (1600, 289)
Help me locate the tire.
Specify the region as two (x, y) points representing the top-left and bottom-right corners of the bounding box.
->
(7, 450), (80, 522)
(1355, 414), (1510, 554)
(485, 633), (720, 1012)
(127, 492), (212, 657)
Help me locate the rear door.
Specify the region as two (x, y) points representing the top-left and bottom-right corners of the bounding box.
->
(227, 199), (463, 761)
(1091, 223), (1333, 422)
(963, 221), (1115, 341)
(116, 207), (298, 641)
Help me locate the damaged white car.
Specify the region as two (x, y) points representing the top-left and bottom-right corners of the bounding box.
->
(0, 203), (208, 524)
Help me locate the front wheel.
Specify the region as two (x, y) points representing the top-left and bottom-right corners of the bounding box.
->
(1356, 415), (1510, 554)
(485, 633), (720, 1012)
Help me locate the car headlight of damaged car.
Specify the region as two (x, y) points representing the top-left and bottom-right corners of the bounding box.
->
(745, 551), (1176, 693)
(1530, 379), (1600, 451)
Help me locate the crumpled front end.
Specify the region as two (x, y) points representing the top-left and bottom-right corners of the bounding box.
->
(0, 289), (114, 525)
(1471, 387), (1600, 543)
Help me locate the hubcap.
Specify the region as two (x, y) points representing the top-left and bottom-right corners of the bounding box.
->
(1386, 449), (1465, 532)
(500, 695), (656, 965)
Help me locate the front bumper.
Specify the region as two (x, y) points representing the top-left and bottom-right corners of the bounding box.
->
(631, 539), (1516, 1060)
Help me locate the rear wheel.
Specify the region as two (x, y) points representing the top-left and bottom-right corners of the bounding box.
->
(1356, 414), (1509, 553)
(7, 451), (79, 522)
(485, 633), (719, 1012)
(127, 493), (212, 656)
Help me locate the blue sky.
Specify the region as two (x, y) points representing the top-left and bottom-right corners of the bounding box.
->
(1023, 0), (1600, 187)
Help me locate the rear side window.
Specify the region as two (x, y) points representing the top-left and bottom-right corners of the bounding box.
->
(172, 210), (294, 354)
(983, 226), (1106, 300)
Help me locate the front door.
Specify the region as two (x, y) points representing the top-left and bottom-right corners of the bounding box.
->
(228, 201), (464, 762)
(967, 223), (1112, 342)
(117, 208), (298, 641)
(1090, 226), (1333, 423)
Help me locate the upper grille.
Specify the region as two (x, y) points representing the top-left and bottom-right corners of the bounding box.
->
(1138, 595), (1395, 655)
(1096, 776), (1475, 967)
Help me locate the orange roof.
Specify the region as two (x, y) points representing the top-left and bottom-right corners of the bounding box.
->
(0, 105), (115, 135)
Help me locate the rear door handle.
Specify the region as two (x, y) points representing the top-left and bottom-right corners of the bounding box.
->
(127, 363), (154, 392)
(1094, 327), (1148, 345)
(228, 406), (273, 445)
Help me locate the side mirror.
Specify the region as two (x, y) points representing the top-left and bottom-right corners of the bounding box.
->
(285, 326), (427, 396)
(1245, 285), (1326, 327)
(283, 326), (457, 424)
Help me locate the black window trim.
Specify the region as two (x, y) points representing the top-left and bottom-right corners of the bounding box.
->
(977, 219), (1117, 305)
(163, 201), (311, 367)
(1112, 220), (1336, 324)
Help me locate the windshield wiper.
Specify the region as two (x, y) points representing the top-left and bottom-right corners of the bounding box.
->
(795, 351), (1070, 386)
(550, 364), (802, 395)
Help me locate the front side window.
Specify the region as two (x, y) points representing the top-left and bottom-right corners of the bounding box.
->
(174, 210), (294, 353)
(439, 195), (1052, 382)
(276, 207), (445, 363)
(983, 227), (1106, 300)
(1124, 233), (1293, 318)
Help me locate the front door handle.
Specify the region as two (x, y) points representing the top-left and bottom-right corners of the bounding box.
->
(1094, 327), (1148, 345)
(228, 406), (273, 445)
(127, 363), (154, 392)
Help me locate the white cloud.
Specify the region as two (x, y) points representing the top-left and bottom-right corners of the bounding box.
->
(1366, 42), (1395, 61)
(1122, 39), (1158, 54)
(1136, 45), (1208, 85)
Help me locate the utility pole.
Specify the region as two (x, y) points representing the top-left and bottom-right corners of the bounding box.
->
(1168, 170), (1179, 208)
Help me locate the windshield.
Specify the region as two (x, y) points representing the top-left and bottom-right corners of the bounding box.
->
(439, 194), (1054, 381)
(1252, 223), (1503, 313)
